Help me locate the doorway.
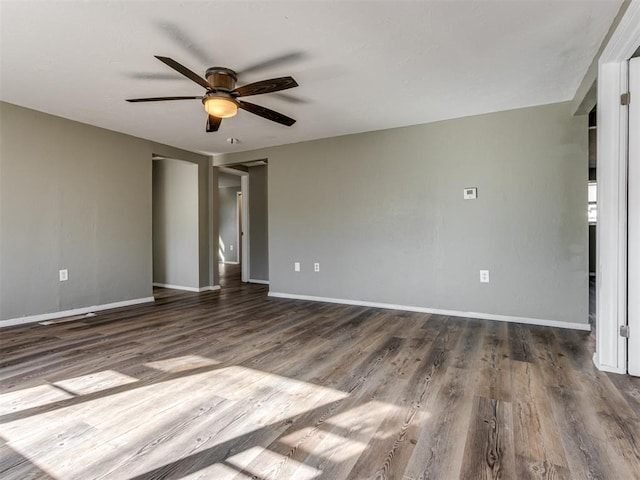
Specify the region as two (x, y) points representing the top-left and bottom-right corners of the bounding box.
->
(152, 157), (200, 291)
(588, 107), (597, 327)
(216, 161), (270, 288)
(593, 3), (640, 375)
(218, 169), (245, 287)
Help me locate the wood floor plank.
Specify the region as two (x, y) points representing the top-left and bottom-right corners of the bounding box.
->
(459, 395), (516, 480)
(507, 323), (534, 363)
(401, 366), (478, 480)
(332, 332), (445, 479)
(570, 369), (640, 475)
(0, 442), (56, 480)
(546, 385), (619, 480)
(475, 321), (513, 402)
(510, 361), (570, 480)
(607, 371), (640, 418)
(527, 326), (578, 391)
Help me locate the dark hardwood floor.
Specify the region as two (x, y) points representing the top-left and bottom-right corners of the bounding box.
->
(1, 266), (639, 479)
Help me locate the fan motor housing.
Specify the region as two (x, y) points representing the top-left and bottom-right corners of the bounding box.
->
(205, 67), (237, 91)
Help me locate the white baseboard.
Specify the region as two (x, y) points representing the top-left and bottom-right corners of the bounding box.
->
(201, 285), (221, 291)
(153, 283), (220, 292)
(268, 292), (592, 331)
(249, 279), (270, 285)
(0, 296), (155, 329)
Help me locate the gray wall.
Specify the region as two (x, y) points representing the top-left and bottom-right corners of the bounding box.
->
(153, 159), (199, 288)
(0, 102), (151, 320)
(0, 102), (215, 322)
(249, 165), (269, 282)
(216, 102), (588, 325)
(218, 186), (240, 263)
(219, 172), (241, 188)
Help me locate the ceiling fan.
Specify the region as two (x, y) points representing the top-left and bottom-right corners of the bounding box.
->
(126, 56), (298, 132)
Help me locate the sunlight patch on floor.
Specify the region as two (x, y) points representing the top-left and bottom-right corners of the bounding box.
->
(179, 462), (249, 479)
(0, 384), (73, 415)
(225, 446), (322, 480)
(300, 429), (368, 463)
(145, 355), (220, 373)
(0, 361), (348, 479)
(54, 370), (137, 395)
(278, 400), (397, 468)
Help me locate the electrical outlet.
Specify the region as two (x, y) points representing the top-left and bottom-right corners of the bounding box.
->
(480, 270), (490, 283)
(294, 262), (300, 272)
(230, 244), (234, 251)
(59, 269), (68, 282)
(314, 262), (320, 272)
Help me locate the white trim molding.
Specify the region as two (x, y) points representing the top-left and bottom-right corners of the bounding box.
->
(249, 279), (270, 285)
(268, 292), (591, 331)
(200, 285), (221, 291)
(241, 174), (249, 283)
(0, 296), (155, 328)
(593, 353), (626, 375)
(594, 1), (640, 374)
(153, 283), (221, 292)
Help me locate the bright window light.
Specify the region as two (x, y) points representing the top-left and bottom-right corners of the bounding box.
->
(588, 182), (597, 223)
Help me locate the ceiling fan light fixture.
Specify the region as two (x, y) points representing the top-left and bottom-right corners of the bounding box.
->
(203, 97), (238, 118)
(127, 56), (298, 131)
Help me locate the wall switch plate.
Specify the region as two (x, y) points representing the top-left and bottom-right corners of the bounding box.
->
(480, 270), (490, 283)
(59, 269), (69, 282)
(230, 244), (233, 251)
(464, 187), (478, 200)
(294, 262), (300, 272)
(314, 262), (320, 272)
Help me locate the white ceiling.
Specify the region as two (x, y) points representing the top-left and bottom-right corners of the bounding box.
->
(0, 1), (622, 156)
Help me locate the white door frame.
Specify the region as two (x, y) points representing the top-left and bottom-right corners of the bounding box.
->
(236, 191), (242, 266)
(240, 174), (249, 283)
(629, 57), (640, 376)
(594, 2), (640, 374)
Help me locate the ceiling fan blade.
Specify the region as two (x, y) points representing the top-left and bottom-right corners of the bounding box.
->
(126, 96), (203, 102)
(237, 100), (296, 126)
(272, 92), (308, 104)
(126, 72), (183, 80)
(233, 77), (298, 98)
(157, 22), (211, 65)
(154, 56), (213, 90)
(237, 51), (305, 76)
(207, 115), (222, 132)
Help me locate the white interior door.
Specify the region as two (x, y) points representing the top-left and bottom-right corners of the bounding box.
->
(628, 56), (640, 376)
